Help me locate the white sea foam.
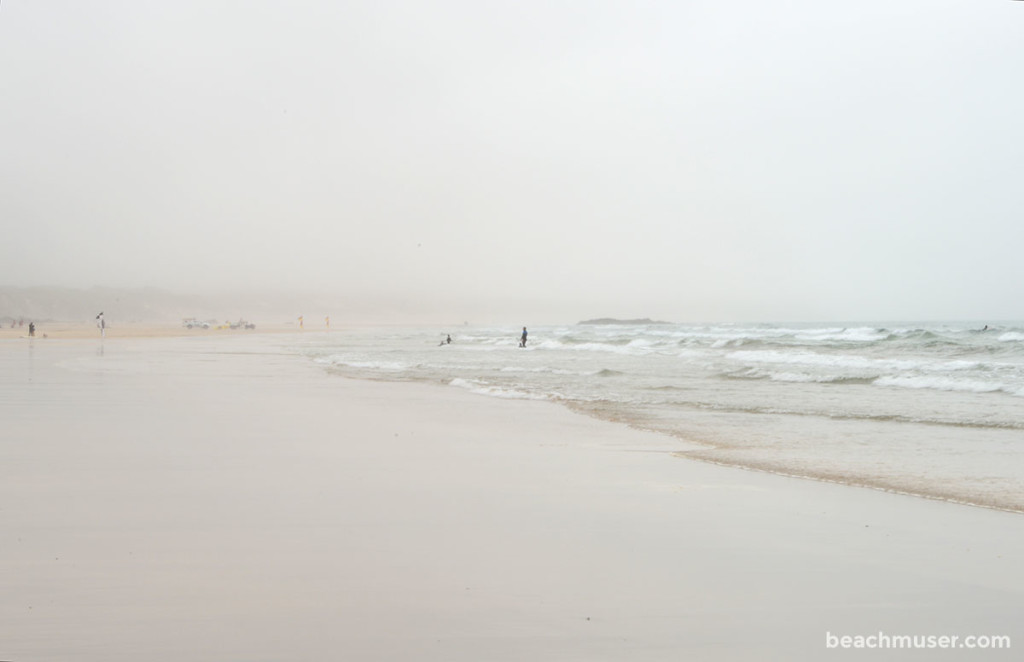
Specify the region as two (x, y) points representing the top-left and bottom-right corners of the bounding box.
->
(726, 350), (990, 375)
(449, 377), (549, 400)
(929, 360), (983, 372)
(874, 375), (1006, 394)
(318, 357), (410, 372)
(794, 327), (887, 342)
(746, 369), (844, 383)
(498, 366), (583, 375)
(562, 341), (649, 355)
(726, 350), (888, 371)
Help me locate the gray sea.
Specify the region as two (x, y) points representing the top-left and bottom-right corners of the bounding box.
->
(294, 321), (1024, 512)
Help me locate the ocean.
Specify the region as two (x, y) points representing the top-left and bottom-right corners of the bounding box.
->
(294, 321), (1024, 513)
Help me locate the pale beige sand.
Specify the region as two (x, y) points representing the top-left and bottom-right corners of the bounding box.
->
(0, 320), (304, 340)
(1, 336), (1021, 661)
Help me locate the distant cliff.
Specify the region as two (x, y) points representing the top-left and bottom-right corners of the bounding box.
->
(577, 317), (672, 325)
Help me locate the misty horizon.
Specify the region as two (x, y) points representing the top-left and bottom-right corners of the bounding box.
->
(3, 1), (1023, 323)
(0, 285), (1015, 329)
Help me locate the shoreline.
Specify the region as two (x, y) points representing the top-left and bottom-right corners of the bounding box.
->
(2, 334), (1021, 660)
(0, 320), (312, 340)
(574, 406), (1024, 515)
(306, 322), (1024, 516)
(328, 372), (1024, 517)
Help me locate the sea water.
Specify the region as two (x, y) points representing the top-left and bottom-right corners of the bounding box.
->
(294, 322), (1024, 512)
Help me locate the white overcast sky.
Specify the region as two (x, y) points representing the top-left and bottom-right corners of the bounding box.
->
(2, 1), (1022, 323)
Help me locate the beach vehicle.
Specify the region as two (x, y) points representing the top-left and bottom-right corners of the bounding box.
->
(182, 318), (210, 329)
(230, 319), (256, 330)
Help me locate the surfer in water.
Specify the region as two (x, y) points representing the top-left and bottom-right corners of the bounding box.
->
(520, 327), (528, 348)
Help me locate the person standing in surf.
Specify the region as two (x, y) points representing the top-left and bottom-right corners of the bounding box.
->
(96, 312), (105, 339)
(520, 327), (528, 348)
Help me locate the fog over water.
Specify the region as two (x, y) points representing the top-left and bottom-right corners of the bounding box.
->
(2, 1), (1023, 324)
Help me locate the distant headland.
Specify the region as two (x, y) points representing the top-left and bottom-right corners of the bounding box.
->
(577, 318), (673, 325)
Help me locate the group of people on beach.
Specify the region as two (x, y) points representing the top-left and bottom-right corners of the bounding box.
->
(5, 319), (37, 336)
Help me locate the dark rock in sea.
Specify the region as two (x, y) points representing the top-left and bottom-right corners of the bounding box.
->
(577, 317), (673, 325)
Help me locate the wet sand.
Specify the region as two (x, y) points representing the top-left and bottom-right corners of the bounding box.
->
(1, 335), (1021, 660)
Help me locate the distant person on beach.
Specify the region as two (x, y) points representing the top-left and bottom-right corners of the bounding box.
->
(96, 312), (105, 338)
(28, 322), (35, 337)
(520, 327), (528, 348)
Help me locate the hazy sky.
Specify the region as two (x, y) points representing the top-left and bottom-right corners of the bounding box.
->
(2, 1), (1022, 323)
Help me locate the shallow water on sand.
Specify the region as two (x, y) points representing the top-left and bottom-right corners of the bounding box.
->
(298, 321), (1024, 511)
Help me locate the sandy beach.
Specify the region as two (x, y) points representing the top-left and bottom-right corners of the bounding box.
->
(1, 334), (1021, 661)
(0, 320), (305, 340)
